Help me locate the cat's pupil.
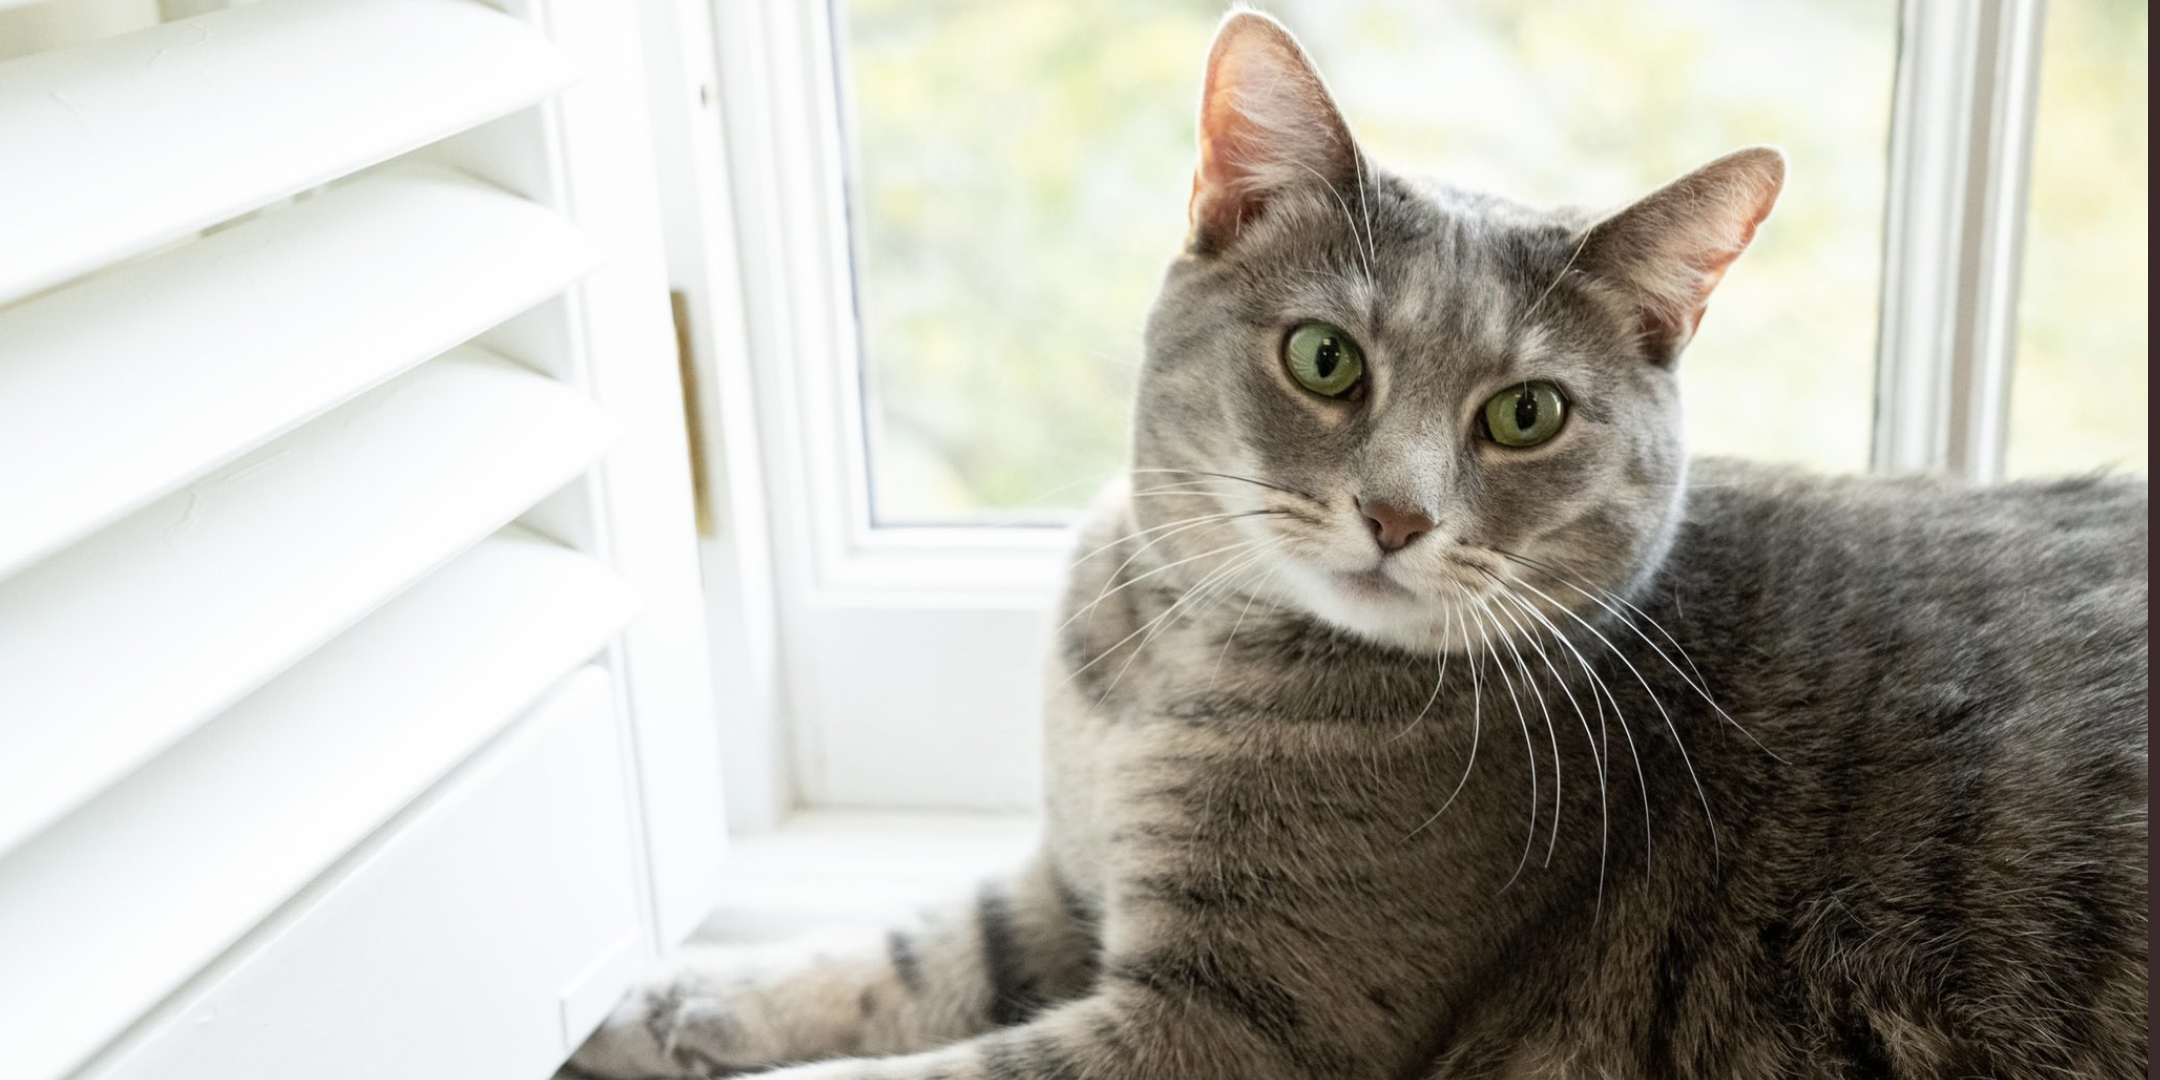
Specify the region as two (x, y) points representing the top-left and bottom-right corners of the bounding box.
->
(1514, 388), (1539, 431)
(1315, 339), (1340, 378)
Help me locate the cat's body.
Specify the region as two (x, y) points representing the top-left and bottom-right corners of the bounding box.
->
(569, 12), (2147, 1079)
(1041, 460), (2146, 1079)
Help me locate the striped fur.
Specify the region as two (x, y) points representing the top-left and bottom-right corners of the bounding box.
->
(569, 11), (2146, 1079)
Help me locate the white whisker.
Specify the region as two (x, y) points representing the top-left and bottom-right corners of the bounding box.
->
(1498, 549), (1784, 764)
(1058, 537), (1270, 677)
(1069, 508), (1276, 572)
(1407, 593), (1481, 841)
(1063, 533), (1266, 633)
(1518, 227), (1592, 328)
(1501, 570), (1720, 868)
(1388, 600), (1453, 743)
(1349, 148), (1380, 286)
(1496, 585), (1652, 876)
(1098, 544), (1273, 699)
(1474, 597), (1540, 892)
(1291, 160), (1374, 285)
(1483, 595), (1565, 870)
(1210, 562), (1281, 691)
(1490, 589), (1609, 916)
(1127, 466), (1318, 504)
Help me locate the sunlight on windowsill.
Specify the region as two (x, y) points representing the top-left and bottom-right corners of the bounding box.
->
(692, 810), (1042, 945)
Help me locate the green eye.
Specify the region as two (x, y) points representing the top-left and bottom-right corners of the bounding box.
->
(1482, 381), (1568, 447)
(1284, 321), (1365, 398)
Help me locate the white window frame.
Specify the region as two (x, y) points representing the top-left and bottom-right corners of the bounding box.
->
(1875, 0), (2045, 481)
(673, 0), (2054, 824)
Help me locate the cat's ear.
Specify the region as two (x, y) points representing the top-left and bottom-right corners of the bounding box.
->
(1188, 10), (1360, 253)
(1577, 147), (1785, 365)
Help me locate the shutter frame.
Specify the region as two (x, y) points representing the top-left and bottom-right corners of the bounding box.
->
(0, 1), (725, 1075)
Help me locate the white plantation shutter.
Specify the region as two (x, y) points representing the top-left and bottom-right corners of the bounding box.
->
(0, 2), (726, 1078)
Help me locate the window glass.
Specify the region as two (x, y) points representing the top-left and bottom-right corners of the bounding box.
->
(839, 0), (1897, 524)
(2004, 0), (2148, 479)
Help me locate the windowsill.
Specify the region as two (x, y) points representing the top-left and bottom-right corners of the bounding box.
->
(690, 810), (1042, 945)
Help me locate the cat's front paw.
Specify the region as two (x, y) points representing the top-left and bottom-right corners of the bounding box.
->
(565, 948), (783, 1079)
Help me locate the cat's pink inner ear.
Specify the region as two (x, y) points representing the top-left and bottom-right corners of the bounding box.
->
(1189, 12), (1357, 251)
(1581, 147), (1786, 364)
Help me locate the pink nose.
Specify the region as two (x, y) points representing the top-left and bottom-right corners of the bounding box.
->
(1358, 497), (1436, 552)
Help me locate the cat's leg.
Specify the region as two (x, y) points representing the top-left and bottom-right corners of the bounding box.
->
(567, 855), (1098, 1078)
(683, 986), (1332, 1080)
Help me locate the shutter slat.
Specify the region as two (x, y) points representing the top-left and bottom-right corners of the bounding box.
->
(0, 165), (598, 580)
(0, 0), (574, 305)
(0, 531), (639, 1080)
(0, 353), (618, 859)
(82, 668), (637, 1080)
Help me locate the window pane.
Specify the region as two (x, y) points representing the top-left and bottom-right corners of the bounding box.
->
(2004, 0), (2148, 479)
(839, 0), (1896, 524)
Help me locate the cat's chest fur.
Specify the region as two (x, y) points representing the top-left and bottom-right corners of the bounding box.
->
(1042, 499), (1641, 1067)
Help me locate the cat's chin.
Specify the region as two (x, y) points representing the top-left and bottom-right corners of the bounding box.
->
(1333, 568), (1415, 602)
(1285, 566), (1471, 654)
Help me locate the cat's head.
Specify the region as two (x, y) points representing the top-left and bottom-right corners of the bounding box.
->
(1131, 11), (1782, 653)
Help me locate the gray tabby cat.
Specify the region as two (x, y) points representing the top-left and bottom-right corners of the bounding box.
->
(571, 12), (2147, 1079)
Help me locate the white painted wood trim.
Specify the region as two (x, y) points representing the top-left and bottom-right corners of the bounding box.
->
(634, 0), (791, 831)
(0, 2), (724, 1075)
(1873, 0), (2046, 481)
(704, 0), (1063, 814)
(79, 668), (646, 1080)
(0, 0), (574, 304)
(537, 0), (731, 945)
(0, 164), (598, 577)
(1947, 0), (2044, 483)
(695, 811), (1041, 944)
(0, 532), (637, 1080)
(0, 353), (618, 858)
